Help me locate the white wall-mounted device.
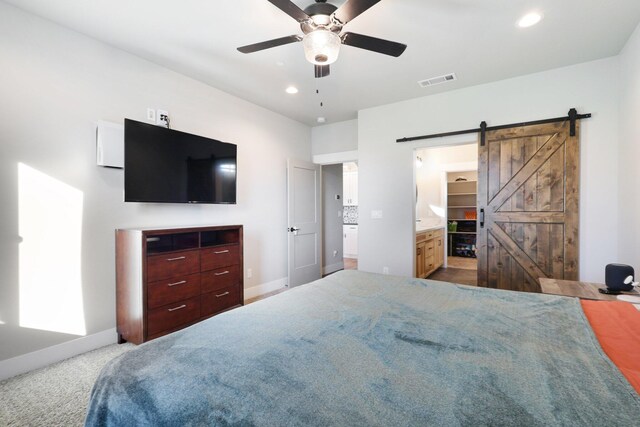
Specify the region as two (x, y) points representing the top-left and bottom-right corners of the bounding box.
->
(96, 120), (124, 169)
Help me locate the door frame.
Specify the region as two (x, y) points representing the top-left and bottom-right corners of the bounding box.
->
(315, 152), (359, 276)
(412, 137), (478, 275)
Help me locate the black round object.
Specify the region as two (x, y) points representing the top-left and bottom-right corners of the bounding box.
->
(605, 263), (634, 291)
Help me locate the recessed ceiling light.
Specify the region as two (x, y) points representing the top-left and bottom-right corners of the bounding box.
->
(517, 12), (543, 28)
(317, 117), (326, 124)
(285, 86), (299, 94)
(276, 61), (285, 67)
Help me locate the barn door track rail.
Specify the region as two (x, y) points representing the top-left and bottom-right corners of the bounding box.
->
(396, 108), (591, 146)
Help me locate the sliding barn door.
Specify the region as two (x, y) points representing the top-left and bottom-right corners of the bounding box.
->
(477, 121), (579, 292)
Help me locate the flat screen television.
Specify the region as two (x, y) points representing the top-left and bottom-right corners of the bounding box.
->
(124, 119), (237, 204)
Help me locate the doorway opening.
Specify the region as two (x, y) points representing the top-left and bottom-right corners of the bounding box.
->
(321, 162), (358, 276)
(414, 143), (478, 286)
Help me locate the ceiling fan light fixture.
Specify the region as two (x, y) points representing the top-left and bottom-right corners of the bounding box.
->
(302, 29), (341, 65)
(311, 14), (331, 26)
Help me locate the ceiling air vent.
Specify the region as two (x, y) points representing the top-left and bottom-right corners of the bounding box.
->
(418, 73), (457, 88)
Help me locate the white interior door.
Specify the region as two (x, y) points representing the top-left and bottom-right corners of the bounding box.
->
(287, 158), (321, 288)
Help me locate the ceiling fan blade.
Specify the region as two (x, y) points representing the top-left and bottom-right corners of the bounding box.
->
(237, 35), (302, 54)
(314, 64), (330, 78)
(332, 0), (382, 25)
(341, 32), (407, 57)
(267, 0), (311, 23)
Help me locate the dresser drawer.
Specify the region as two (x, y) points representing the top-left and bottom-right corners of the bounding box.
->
(433, 228), (444, 238)
(147, 296), (200, 337)
(201, 265), (240, 293)
(147, 250), (200, 283)
(201, 286), (241, 317)
(147, 273), (201, 310)
(201, 245), (240, 271)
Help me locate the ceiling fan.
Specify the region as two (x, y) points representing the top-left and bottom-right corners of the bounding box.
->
(237, 0), (407, 78)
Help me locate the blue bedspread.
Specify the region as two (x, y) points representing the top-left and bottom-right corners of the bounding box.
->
(86, 270), (640, 426)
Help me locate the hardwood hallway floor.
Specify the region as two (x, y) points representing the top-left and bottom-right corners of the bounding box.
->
(429, 256), (477, 286)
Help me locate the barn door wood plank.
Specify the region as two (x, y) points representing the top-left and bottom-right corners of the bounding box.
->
(500, 141), (513, 211)
(477, 120), (579, 290)
(564, 122), (580, 280)
(477, 134), (489, 287)
(488, 131), (566, 212)
(489, 224), (548, 282)
(524, 137), (538, 212)
(492, 212), (565, 223)
(511, 139), (525, 212)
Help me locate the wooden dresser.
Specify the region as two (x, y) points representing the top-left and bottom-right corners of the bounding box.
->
(116, 225), (243, 344)
(416, 228), (444, 278)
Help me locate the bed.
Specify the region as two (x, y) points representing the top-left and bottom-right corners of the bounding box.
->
(85, 270), (640, 426)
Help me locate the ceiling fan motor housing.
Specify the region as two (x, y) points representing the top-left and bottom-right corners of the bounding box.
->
(304, 1), (337, 17)
(301, 2), (340, 34)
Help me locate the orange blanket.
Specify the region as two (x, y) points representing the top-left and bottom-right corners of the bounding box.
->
(581, 300), (640, 393)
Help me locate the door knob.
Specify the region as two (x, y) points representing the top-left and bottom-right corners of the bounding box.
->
(288, 226), (300, 235)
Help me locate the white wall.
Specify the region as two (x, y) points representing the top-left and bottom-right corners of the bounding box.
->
(312, 119), (358, 156)
(618, 23), (640, 271)
(416, 144), (477, 221)
(0, 3), (310, 362)
(321, 164), (344, 275)
(358, 57), (620, 281)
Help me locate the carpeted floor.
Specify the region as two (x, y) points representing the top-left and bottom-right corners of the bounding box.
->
(0, 343), (133, 426)
(0, 291), (285, 426)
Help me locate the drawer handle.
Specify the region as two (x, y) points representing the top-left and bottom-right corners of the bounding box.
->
(166, 256), (186, 262)
(168, 280), (186, 287)
(215, 291), (230, 298)
(214, 250), (230, 254)
(214, 270), (230, 276)
(167, 304), (187, 312)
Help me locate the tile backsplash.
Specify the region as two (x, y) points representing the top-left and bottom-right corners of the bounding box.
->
(344, 206), (358, 224)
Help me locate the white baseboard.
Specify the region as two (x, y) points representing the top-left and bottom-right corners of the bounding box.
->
(0, 278), (290, 381)
(323, 262), (344, 276)
(0, 328), (117, 381)
(244, 277), (288, 301)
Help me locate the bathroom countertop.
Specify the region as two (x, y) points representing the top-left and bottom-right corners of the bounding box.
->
(416, 224), (445, 233)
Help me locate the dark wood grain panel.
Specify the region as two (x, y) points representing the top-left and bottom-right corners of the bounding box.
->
(511, 139), (525, 211)
(201, 265), (240, 294)
(116, 225), (244, 344)
(488, 141), (501, 201)
(147, 249), (200, 283)
(116, 229), (144, 344)
(147, 296), (201, 337)
(524, 137), (538, 212)
(477, 121), (579, 292)
(500, 140), (512, 211)
(201, 244), (240, 271)
(201, 286), (242, 318)
(147, 273), (201, 310)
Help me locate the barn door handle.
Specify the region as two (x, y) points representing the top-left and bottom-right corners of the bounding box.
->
(479, 209), (485, 228)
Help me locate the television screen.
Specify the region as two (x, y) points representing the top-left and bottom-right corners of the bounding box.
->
(124, 119), (236, 204)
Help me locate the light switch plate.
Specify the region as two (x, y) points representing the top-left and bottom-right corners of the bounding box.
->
(371, 210), (383, 219)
